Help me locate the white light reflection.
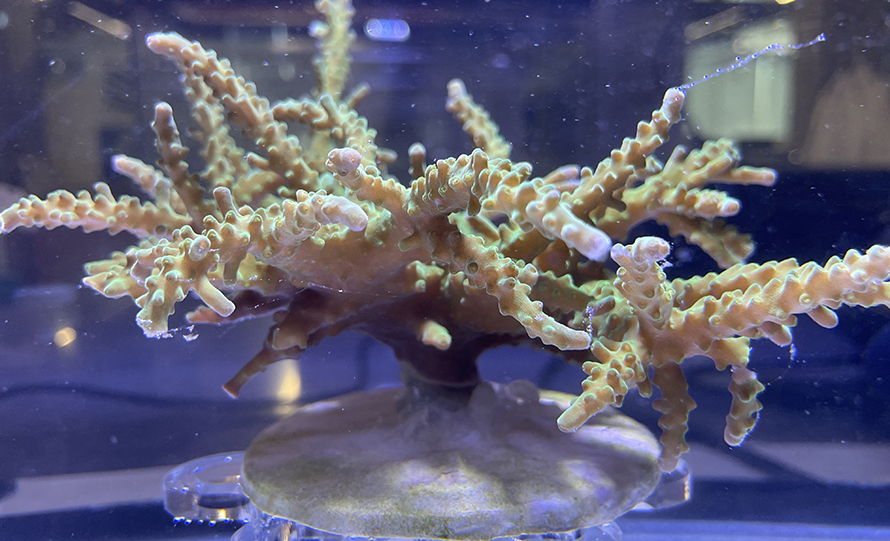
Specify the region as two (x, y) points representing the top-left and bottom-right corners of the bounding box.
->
(364, 18), (410, 42)
(68, 2), (130, 40)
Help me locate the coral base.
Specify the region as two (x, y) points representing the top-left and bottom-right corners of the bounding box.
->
(242, 380), (662, 539)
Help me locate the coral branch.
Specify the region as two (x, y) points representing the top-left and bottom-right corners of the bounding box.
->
(446, 79), (513, 159)
(0, 183), (191, 237)
(312, 0), (356, 101)
(562, 237), (890, 469)
(145, 32), (319, 192)
(568, 88), (685, 215)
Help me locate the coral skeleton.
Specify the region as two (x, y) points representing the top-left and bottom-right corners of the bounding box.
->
(3, 0), (889, 472)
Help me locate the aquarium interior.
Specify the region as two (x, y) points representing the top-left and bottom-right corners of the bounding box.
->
(0, 0), (889, 539)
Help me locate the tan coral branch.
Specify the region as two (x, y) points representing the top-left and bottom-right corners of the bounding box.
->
(430, 223), (591, 351)
(145, 32), (319, 192)
(312, 0), (356, 101)
(446, 79), (512, 159)
(151, 102), (216, 224)
(0, 183), (191, 238)
(568, 87), (685, 214)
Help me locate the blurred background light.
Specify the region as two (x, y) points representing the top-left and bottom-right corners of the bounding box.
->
(364, 18), (410, 42)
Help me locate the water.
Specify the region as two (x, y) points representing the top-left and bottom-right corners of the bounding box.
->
(0, 1), (888, 540)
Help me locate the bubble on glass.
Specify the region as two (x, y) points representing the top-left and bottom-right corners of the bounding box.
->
(279, 62), (297, 81)
(48, 59), (66, 74)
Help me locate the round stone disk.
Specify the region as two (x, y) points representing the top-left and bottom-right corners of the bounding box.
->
(243, 381), (661, 540)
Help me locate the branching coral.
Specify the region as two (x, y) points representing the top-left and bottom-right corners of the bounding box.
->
(2, 0), (888, 471)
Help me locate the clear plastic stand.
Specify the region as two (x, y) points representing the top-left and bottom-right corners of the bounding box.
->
(163, 452), (250, 525)
(163, 452), (691, 541)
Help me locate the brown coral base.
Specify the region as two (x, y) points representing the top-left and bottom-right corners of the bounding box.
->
(242, 380), (662, 540)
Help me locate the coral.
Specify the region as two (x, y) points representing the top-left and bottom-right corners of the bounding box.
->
(2, 0), (888, 471)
